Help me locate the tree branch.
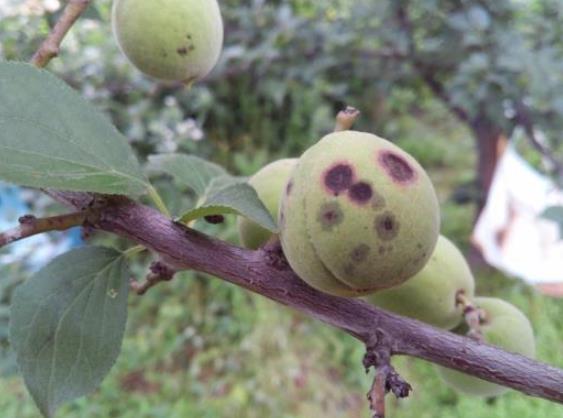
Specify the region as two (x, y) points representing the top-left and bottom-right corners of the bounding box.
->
(31, 0), (92, 68)
(0, 212), (88, 248)
(394, 4), (470, 123)
(42, 192), (563, 404)
(513, 100), (563, 179)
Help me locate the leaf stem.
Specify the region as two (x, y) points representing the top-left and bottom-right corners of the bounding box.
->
(123, 245), (146, 258)
(148, 185), (172, 218)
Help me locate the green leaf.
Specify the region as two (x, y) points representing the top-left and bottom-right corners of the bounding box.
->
(9, 247), (129, 418)
(179, 179), (277, 232)
(148, 154), (227, 196)
(0, 62), (148, 196)
(148, 153), (275, 231)
(542, 206), (563, 238)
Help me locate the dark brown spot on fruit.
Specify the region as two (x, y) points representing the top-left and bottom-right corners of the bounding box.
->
(343, 263), (355, 276)
(323, 163), (354, 195)
(378, 151), (416, 184)
(374, 211), (400, 241)
(286, 181), (293, 196)
(348, 182), (373, 204)
(378, 246), (386, 255)
(317, 201), (344, 230)
(350, 243), (370, 263)
(371, 190), (386, 210)
(177, 46), (189, 56)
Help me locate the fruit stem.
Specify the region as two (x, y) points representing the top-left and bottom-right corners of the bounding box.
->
(334, 106), (361, 132)
(456, 291), (484, 341)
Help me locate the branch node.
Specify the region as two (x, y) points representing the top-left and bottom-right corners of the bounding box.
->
(363, 330), (412, 418)
(18, 215), (37, 225)
(130, 261), (177, 296)
(456, 291), (484, 341)
(260, 237), (289, 270)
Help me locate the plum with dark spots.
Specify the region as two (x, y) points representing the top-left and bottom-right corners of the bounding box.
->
(369, 236), (476, 330)
(317, 201), (344, 230)
(279, 130), (440, 297)
(348, 181), (373, 204)
(112, 0), (223, 82)
(437, 297), (535, 396)
(378, 151), (416, 183)
(350, 244), (370, 263)
(323, 163), (354, 195)
(375, 211), (400, 241)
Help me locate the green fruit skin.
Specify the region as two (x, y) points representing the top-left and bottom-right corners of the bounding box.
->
(280, 131), (440, 296)
(437, 297), (536, 397)
(112, 0), (223, 82)
(368, 235), (475, 329)
(237, 159), (298, 250)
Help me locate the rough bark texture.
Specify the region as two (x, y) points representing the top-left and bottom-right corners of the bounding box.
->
(471, 118), (505, 217)
(48, 191), (563, 404)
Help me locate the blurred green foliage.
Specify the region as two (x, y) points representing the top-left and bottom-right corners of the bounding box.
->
(0, 0), (562, 417)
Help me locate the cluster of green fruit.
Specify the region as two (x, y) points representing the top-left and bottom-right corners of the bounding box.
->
(237, 131), (536, 398)
(110, 0), (535, 399)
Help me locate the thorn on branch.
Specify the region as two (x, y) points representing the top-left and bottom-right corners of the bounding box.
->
(130, 261), (177, 295)
(334, 106), (361, 132)
(363, 331), (412, 418)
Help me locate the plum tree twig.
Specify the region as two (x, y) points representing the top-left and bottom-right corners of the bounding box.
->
(40, 191), (563, 405)
(31, 0), (93, 68)
(0, 212), (90, 248)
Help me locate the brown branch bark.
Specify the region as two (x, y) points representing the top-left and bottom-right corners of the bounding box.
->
(42, 191), (563, 404)
(31, 0), (92, 68)
(513, 100), (563, 179)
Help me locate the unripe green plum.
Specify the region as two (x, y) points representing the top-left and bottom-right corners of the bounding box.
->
(279, 131), (440, 297)
(368, 235), (475, 329)
(238, 159), (298, 250)
(437, 297), (536, 397)
(112, 0), (223, 82)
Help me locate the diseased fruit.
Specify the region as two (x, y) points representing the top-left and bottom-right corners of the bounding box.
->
(368, 235), (475, 329)
(437, 297), (536, 397)
(238, 159), (298, 250)
(112, 0), (223, 82)
(279, 130), (440, 297)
